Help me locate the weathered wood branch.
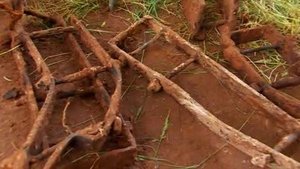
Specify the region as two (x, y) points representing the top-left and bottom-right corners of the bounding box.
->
(166, 57), (196, 79)
(20, 32), (56, 155)
(55, 66), (107, 84)
(129, 31), (162, 55)
(30, 26), (75, 39)
(272, 76), (300, 89)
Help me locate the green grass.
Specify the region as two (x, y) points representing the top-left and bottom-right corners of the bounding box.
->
(134, 103), (145, 122)
(240, 0), (300, 36)
(154, 112), (170, 155)
(121, 0), (180, 21)
(29, 0), (176, 19)
(240, 40), (288, 83)
(203, 0), (222, 21)
(238, 1), (300, 83)
(133, 90), (148, 123)
(29, 0), (99, 18)
(134, 112), (172, 167)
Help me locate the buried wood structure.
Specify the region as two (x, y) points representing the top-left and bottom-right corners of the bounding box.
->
(231, 25), (300, 89)
(0, 3), (136, 169)
(108, 15), (300, 169)
(217, 0), (300, 151)
(218, 0), (300, 119)
(0, 1), (300, 169)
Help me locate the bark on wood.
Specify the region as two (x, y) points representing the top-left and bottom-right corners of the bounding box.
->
(166, 57), (196, 79)
(55, 16), (111, 110)
(20, 33), (56, 155)
(55, 66), (107, 84)
(129, 31), (162, 55)
(29, 26), (75, 39)
(241, 44), (279, 55)
(272, 76), (300, 89)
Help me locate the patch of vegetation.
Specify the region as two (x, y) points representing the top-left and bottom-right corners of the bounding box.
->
(240, 40), (288, 83)
(240, 0), (300, 36)
(120, 0), (180, 20)
(154, 111), (170, 156)
(29, 0), (99, 18)
(238, 1), (299, 82)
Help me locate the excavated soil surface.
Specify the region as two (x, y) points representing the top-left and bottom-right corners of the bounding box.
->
(0, 3), (299, 169)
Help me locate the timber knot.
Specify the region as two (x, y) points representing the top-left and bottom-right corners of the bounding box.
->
(147, 78), (162, 93)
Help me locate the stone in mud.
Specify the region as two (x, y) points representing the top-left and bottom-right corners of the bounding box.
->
(181, 0), (205, 39)
(3, 88), (20, 100)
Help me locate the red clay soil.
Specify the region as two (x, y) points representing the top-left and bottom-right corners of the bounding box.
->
(0, 48), (32, 162)
(0, 11), (33, 163)
(0, 2), (300, 169)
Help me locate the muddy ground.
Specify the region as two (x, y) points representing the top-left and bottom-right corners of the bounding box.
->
(0, 1), (300, 169)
